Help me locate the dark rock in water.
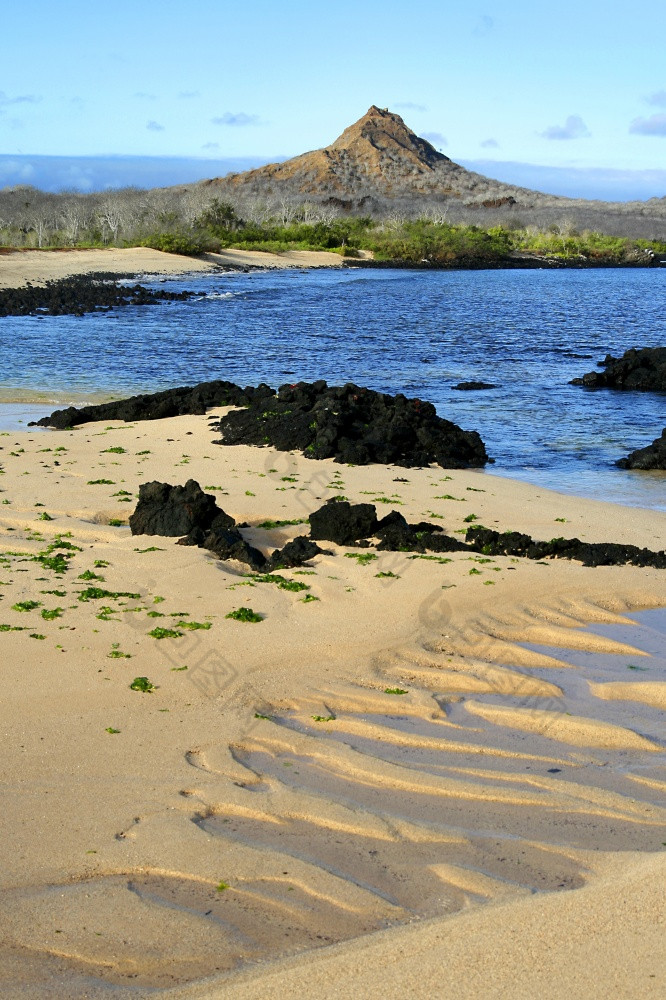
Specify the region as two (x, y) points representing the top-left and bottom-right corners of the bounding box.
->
(268, 536), (326, 570)
(452, 381), (498, 391)
(617, 428), (666, 470)
(0, 274), (196, 318)
(465, 525), (666, 569)
(129, 479), (234, 537)
(216, 380), (489, 468)
(570, 346), (666, 392)
(309, 500), (379, 545)
(31, 380), (274, 429)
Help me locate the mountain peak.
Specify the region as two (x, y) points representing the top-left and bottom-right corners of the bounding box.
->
(329, 106), (450, 169)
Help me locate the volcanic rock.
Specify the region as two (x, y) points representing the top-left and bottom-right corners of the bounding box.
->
(129, 479), (234, 537)
(465, 525), (666, 569)
(215, 380), (489, 468)
(0, 275), (195, 318)
(268, 536), (326, 570)
(452, 381), (498, 391)
(309, 500), (379, 545)
(570, 346), (666, 391)
(32, 380), (273, 429)
(129, 479), (324, 571)
(616, 428), (666, 470)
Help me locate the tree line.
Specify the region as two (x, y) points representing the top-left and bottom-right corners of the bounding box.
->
(1, 184), (664, 266)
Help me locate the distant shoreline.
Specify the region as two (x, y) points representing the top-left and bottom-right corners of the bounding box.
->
(1, 245), (663, 289)
(0, 246), (346, 289)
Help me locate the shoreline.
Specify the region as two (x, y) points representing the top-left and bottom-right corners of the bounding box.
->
(1, 245), (663, 290)
(0, 246), (347, 289)
(0, 409), (664, 997)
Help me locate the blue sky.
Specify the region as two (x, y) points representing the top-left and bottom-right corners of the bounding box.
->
(1, 1), (665, 200)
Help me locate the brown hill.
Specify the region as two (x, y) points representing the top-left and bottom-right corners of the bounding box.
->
(203, 105), (534, 210)
(198, 106), (666, 237)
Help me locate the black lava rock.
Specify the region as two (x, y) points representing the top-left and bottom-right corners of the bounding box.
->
(215, 380), (489, 469)
(0, 274), (196, 318)
(617, 428), (666, 470)
(268, 536), (326, 570)
(309, 500), (379, 545)
(32, 380), (274, 429)
(197, 527), (267, 571)
(465, 525), (666, 569)
(452, 381), (498, 391)
(570, 347), (666, 392)
(129, 479), (323, 571)
(129, 479), (234, 537)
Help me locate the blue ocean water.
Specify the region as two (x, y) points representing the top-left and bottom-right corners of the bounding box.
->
(1, 266), (664, 509)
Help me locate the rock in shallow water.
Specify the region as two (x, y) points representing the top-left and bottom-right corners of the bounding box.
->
(616, 428), (666, 471)
(570, 346), (666, 392)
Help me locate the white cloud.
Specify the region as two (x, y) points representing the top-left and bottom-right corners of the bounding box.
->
(629, 113), (666, 136)
(539, 115), (590, 140)
(481, 138), (499, 148)
(211, 112), (261, 127)
(146, 120), (165, 132)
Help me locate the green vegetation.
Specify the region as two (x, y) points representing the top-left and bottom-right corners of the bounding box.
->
(312, 714), (336, 722)
(12, 600), (41, 612)
(108, 643), (131, 658)
(225, 607), (263, 623)
(148, 626), (183, 639)
(248, 572), (309, 592)
(344, 552), (378, 565)
(129, 676), (155, 692)
(79, 586), (141, 602)
(257, 517), (307, 529)
(384, 687), (408, 695)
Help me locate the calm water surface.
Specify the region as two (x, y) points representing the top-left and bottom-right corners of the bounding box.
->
(1, 266), (664, 509)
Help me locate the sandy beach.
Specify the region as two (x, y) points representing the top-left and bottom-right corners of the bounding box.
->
(0, 401), (664, 998)
(0, 246), (344, 289)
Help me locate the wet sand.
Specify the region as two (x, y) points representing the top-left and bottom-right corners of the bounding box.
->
(0, 410), (664, 998)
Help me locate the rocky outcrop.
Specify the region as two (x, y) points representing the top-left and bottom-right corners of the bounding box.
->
(0, 275), (196, 318)
(32, 380), (274, 429)
(452, 381), (498, 391)
(129, 479), (324, 571)
(616, 428), (666, 470)
(465, 526), (666, 569)
(215, 380), (490, 469)
(306, 501), (666, 567)
(308, 501), (469, 554)
(570, 347), (666, 391)
(128, 484), (666, 571)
